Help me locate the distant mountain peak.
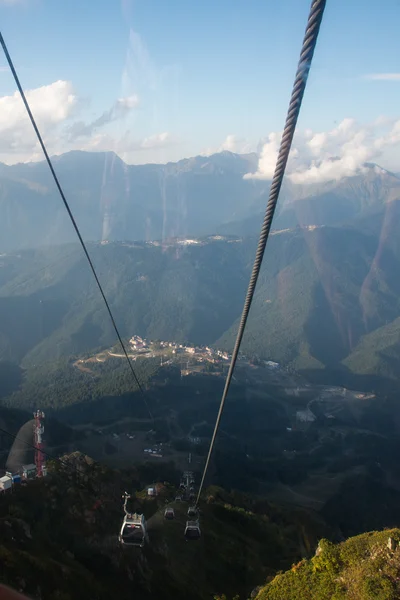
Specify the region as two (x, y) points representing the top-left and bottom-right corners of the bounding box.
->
(363, 162), (399, 178)
(51, 150), (125, 166)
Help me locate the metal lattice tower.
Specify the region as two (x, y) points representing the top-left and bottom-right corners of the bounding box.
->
(33, 410), (46, 477)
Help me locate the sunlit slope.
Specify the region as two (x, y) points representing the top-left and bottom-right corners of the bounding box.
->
(254, 529), (400, 600)
(2, 223), (400, 381)
(0, 240), (253, 365)
(343, 316), (400, 379)
(220, 165), (400, 236)
(217, 226), (400, 370)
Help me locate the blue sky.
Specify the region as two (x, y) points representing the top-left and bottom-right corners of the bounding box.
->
(1, 0), (400, 173)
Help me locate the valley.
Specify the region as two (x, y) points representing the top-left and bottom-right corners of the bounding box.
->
(1, 150), (400, 598)
(4, 334), (389, 518)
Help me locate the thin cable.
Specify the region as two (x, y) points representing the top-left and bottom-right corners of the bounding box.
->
(0, 32), (153, 423)
(196, 0), (327, 506)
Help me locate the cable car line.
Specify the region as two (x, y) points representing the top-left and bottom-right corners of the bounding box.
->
(0, 31), (153, 424)
(195, 0), (327, 507)
(0, 0), (326, 547)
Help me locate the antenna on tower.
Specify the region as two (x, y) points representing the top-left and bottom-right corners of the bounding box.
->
(33, 410), (46, 477)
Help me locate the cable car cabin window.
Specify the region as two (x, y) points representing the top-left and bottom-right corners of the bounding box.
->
(121, 524), (144, 544)
(185, 528), (201, 540)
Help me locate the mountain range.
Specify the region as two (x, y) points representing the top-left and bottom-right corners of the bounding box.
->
(0, 150), (262, 251)
(2, 149), (400, 251)
(1, 151), (400, 387)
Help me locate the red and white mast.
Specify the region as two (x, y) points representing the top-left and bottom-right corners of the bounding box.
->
(33, 410), (46, 477)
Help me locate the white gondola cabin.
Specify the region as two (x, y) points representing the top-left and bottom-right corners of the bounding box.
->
(119, 513), (147, 547)
(184, 519), (201, 540)
(119, 492), (147, 548)
(164, 507), (175, 520)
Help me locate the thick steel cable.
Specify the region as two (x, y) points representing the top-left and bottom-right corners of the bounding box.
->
(196, 0), (327, 506)
(0, 32), (153, 423)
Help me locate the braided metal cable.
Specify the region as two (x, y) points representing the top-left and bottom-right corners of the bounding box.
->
(196, 0), (327, 506)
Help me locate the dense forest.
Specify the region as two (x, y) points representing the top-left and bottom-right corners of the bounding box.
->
(2, 218), (400, 389)
(1, 356), (168, 415)
(0, 454), (334, 600)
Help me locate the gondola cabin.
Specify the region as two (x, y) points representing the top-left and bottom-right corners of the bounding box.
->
(164, 507), (175, 520)
(119, 513), (147, 548)
(184, 520), (201, 540)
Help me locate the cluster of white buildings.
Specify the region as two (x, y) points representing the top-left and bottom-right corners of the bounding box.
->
(129, 335), (148, 351)
(153, 339), (230, 362)
(0, 464), (42, 493)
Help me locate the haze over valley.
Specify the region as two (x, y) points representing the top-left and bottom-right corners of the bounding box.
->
(2, 149), (400, 599)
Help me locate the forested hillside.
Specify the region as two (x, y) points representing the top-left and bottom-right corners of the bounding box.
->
(0, 457), (332, 600)
(2, 218), (400, 388)
(218, 222), (400, 383)
(0, 238), (253, 366)
(1, 150), (400, 387)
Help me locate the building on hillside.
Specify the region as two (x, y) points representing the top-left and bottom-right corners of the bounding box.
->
(0, 475), (12, 491)
(22, 464), (37, 480)
(6, 472), (21, 484)
(129, 335), (147, 350)
(177, 239), (200, 246)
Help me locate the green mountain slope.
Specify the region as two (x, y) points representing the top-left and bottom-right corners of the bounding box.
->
(2, 220), (400, 384)
(0, 239), (253, 365)
(0, 454), (331, 600)
(217, 225), (400, 374)
(254, 529), (400, 600)
(343, 317), (400, 379)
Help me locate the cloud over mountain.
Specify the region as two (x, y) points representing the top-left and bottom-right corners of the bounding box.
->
(0, 78), (173, 163)
(202, 135), (253, 156)
(0, 80), (77, 161)
(67, 95), (140, 140)
(246, 117), (400, 184)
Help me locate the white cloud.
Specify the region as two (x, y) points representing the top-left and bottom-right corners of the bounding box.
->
(66, 94), (139, 140)
(364, 73), (400, 81)
(0, 79), (146, 163)
(116, 95), (140, 110)
(246, 117), (400, 184)
(140, 132), (176, 149)
(0, 80), (77, 161)
(202, 134), (253, 156)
